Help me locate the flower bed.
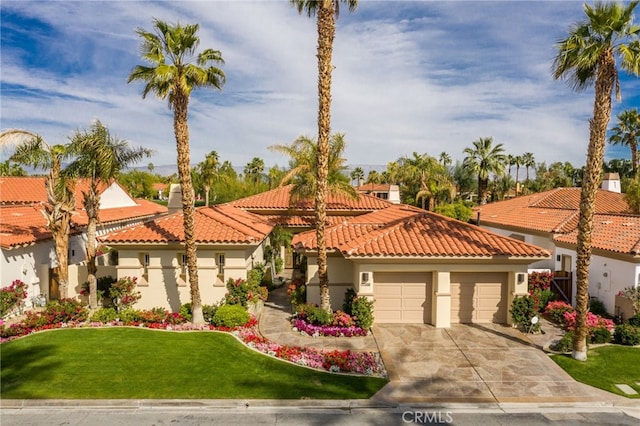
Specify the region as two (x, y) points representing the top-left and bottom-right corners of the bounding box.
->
(291, 317), (369, 337)
(233, 328), (384, 376)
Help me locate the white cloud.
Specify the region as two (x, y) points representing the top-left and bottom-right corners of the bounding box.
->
(1, 0), (637, 172)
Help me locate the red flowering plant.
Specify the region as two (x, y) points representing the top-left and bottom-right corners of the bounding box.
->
(0, 279), (28, 318)
(528, 272), (556, 313)
(109, 277), (141, 312)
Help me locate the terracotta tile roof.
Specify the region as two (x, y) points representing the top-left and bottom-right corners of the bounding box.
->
(0, 205), (81, 249)
(227, 185), (392, 212)
(292, 204), (550, 259)
(474, 188), (631, 234)
(259, 214), (357, 228)
(101, 205), (272, 245)
(356, 183), (394, 192)
(554, 214), (640, 255)
(0, 176), (110, 209)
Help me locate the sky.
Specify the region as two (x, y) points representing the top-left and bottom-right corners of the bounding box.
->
(1, 0), (639, 174)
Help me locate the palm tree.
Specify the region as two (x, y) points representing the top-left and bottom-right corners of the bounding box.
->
(366, 170), (381, 184)
(609, 108), (640, 176)
(522, 152), (536, 190)
(398, 152), (453, 210)
(67, 120), (151, 309)
(515, 155), (525, 196)
(244, 157), (265, 186)
(350, 166), (364, 186)
(128, 19), (225, 324)
(552, 0), (640, 361)
(507, 154), (516, 178)
(290, 0), (358, 312)
(439, 152), (452, 168)
(5, 130), (75, 299)
(269, 133), (356, 203)
(463, 137), (506, 204)
(197, 151), (220, 206)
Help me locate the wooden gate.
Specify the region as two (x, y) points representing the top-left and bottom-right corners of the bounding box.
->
(49, 268), (60, 301)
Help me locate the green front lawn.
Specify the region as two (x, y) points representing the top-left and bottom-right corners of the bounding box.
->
(551, 345), (640, 398)
(1, 328), (387, 399)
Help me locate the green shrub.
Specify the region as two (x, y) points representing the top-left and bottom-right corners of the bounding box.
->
(351, 297), (374, 330)
(203, 304), (219, 324)
(211, 304), (250, 327)
(510, 295), (540, 332)
(613, 324), (640, 346)
(589, 297), (610, 318)
(589, 326), (612, 344)
(117, 309), (141, 324)
(305, 305), (333, 326)
(246, 265), (264, 288)
(342, 288), (357, 315)
(628, 313), (640, 327)
(551, 331), (574, 353)
(90, 307), (118, 323)
(179, 303), (193, 322)
(275, 257), (284, 274)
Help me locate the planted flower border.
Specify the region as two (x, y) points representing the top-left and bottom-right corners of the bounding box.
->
(1, 309), (385, 377)
(291, 317), (369, 338)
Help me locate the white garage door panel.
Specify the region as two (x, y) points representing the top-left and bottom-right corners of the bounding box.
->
(450, 272), (507, 324)
(374, 272), (432, 324)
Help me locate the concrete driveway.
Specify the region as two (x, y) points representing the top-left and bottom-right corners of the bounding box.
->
(371, 323), (624, 404)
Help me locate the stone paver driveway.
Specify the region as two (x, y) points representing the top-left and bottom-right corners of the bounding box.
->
(372, 323), (623, 404)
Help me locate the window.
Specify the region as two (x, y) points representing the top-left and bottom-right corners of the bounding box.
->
(217, 253), (225, 277)
(178, 253), (188, 278)
(139, 253), (150, 279)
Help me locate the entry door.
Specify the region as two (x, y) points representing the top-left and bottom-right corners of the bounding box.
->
(49, 268), (60, 300)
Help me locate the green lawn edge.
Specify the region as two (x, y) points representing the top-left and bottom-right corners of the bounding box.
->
(551, 345), (640, 398)
(1, 328), (388, 399)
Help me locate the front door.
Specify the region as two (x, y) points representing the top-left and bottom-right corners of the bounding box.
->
(49, 268), (60, 300)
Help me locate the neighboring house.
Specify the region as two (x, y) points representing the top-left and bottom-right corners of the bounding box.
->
(99, 204), (273, 311)
(355, 183), (401, 204)
(0, 176), (167, 304)
(292, 204), (550, 327)
(474, 178), (637, 319)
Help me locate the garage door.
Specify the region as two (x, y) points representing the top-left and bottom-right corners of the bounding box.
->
(450, 272), (508, 323)
(373, 272), (432, 323)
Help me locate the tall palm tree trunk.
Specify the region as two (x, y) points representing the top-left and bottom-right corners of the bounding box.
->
(85, 182), (100, 308)
(573, 50), (616, 361)
(174, 89), (204, 325)
(316, 2), (335, 312)
(632, 140), (638, 177)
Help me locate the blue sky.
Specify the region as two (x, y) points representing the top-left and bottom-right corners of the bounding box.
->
(1, 0), (639, 172)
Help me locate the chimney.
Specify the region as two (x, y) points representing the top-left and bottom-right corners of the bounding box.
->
(167, 184), (183, 214)
(601, 173), (621, 193)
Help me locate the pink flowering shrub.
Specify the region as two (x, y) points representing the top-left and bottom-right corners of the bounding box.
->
(109, 277), (141, 312)
(544, 300), (575, 324)
(562, 311), (614, 331)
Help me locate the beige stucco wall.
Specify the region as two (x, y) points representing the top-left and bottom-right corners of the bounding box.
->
(113, 243), (266, 312)
(305, 255), (354, 311)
